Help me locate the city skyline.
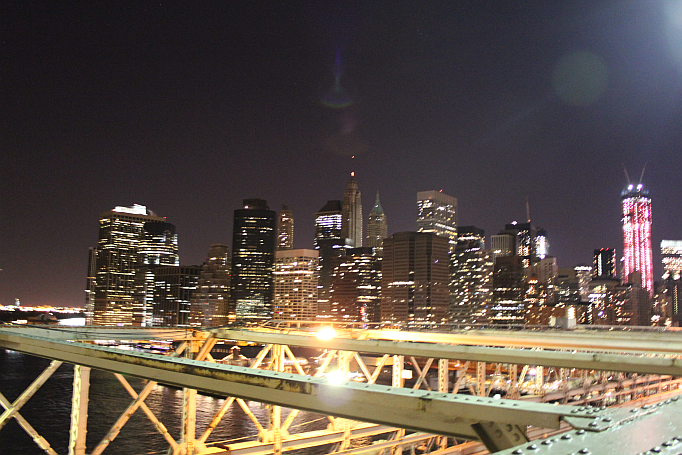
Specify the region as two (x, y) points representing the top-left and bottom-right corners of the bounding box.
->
(3, 2), (682, 307)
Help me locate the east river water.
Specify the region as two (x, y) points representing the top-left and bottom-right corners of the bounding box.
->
(0, 350), (331, 455)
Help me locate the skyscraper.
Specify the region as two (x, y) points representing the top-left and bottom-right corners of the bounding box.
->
(328, 247), (382, 322)
(87, 204), (178, 326)
(230, 199), (276, 321)
(381, 232), (450, 326)
(315, 200), (352, 317)
(189, 244), (231, 327)
(661, 240), (682, 280)
(152, 265), (201, 327)
(450, 226), (493, 324)
(621, 182), (653, 296)
(365, 192), (388, 254)
(416, 190), (458, 251)
(273, 249), (319, 320)
(341, 172), (363, 247)
(277, 205), (294, 250)
(593, 248), (617, 280)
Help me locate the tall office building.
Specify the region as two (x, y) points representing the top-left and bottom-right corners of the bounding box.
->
(87, 204), (178, 326)
(381, 232), (450, 326)
(152, 265), (201, 327)
(277, 205), (294, 250)
(490, 233), (515, 259)
(231, 199), (277, 321)
(535, 228), (549, 259)
(661, 240), (682, 326)
(366, 192), (388, 254)
(416, 190), (458, 251)
(189, 244), (231, 327)
(328, 247), (382, 323)
(490, 255), (525, 325)
(501, 222), (537, 267)
(450, 226), (493, 324)
(314, 200), (352, 317)
(662, 240), (682, 280)
(621, 182), (653, 296)
(341, 172), (363, 247)
(593, 248), (617, 280)
(273, 249), (319, 321)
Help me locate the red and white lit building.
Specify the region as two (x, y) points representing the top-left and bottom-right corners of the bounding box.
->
(621, 183), (653, 297)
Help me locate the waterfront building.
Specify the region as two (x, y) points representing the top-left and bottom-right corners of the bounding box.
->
(365, 192), (388, 255)
(621, 181), (653, 296)
(152, 265), (201, 327)
(593, 248), (617, 280)
(87, 204), (178, 326)
(273, 249), (319, 321)
(230, 199), (277, 321)
(189, 244), (231, 327)
(416, 190), (458, 251)
(277, 205), (294, 250)
(449, 226), (492, 324)
(381, 232), (449, 326)
(328, 247), (382, 323)
(341, 173), (363, 248)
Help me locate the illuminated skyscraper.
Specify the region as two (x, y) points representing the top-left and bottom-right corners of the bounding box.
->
(273, 249), (319, 320)
(416, 190), (458, 251)
(230, 199), (276, 321)
(189, 244), (231, 327)
(450, 226), (493, 324)
(381, 232), (450, 326)
(329, 247), (382, 322)
(621, 182), (653, 296)
(314, 200), (351, 317)
(152, 265), (201, 327)
(366, 192), (388, 254)
(593, 248), (617, 280)
(661, 240), (682, 280)
(341, 172), (363, 247)
(277, 205), (294, 250)
(87, 204), (178, 326)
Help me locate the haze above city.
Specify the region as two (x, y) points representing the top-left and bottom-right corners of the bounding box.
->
(2, 2), (682, 307)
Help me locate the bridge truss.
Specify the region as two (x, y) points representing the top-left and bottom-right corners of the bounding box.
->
(0, 323), (681, 455)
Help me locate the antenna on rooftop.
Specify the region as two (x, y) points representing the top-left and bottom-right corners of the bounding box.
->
(622, 163), (631, 185)
(525, 196), (531, 223)
(638, 162), (647, 184)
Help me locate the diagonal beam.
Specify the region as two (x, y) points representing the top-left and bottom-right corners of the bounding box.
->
(114, 374), (178, 450)
(0, 392), (58, 455)
(0, 360), (62, 431)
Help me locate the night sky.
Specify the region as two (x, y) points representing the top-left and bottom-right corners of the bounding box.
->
(3, 2), (682, 307)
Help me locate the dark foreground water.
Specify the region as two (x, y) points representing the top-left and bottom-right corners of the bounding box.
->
(0, 350), (330, 455)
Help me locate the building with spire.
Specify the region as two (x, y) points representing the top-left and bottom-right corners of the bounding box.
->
(621, 180), (653, 297)
(341, 172), (363, 248)
(277, 205), (294, 250)
(366, 192), (388, 255)
(230, 199), (277, 321)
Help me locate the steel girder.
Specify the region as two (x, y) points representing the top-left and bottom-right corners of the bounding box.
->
(0, 330), (599, 444)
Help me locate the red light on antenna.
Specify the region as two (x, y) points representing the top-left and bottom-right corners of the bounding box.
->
(351, 171), (355, 177)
